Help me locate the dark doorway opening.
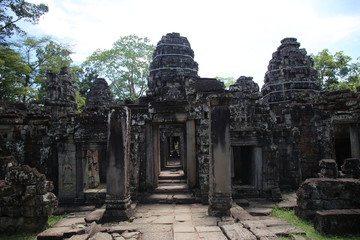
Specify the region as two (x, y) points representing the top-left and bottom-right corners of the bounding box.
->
(232, 146), (253, 185)
(335, 138), (351, 168)
(334, 125), (351, 168)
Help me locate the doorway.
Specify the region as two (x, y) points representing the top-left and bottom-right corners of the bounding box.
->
(231, 145), (263, 189)
(334, 125), (351, 168)
(147, 120), (197, 190)
(232, 146), (254, 186)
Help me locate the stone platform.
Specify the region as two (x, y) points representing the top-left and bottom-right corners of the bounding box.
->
(38, 193), (306, 240)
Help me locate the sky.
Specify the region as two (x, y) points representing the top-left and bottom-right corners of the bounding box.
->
(22, 0), (360, 87)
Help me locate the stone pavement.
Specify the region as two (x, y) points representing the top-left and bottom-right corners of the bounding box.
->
(38, 192), (307, 240)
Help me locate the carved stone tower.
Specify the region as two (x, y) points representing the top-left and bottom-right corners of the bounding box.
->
(261, 38), (319, 106)
(45, 67), (77, 115)
(147, 32), (199, 101)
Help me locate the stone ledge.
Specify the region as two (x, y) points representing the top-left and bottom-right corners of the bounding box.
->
(314, 209), (360, 235)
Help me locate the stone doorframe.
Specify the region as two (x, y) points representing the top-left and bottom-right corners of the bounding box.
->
(230, 145), (263, 190)
(145, 119), (197, 190)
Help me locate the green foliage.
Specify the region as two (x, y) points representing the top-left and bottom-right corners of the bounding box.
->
(311, 49), (360, 91)
(215, 76), (236, 89)
(83, 34), (155, 99)
(271, 207), (360, 240)
(76, 67), (98, 97)
(12, 36), (73, 102)
(0, 0), (48, 42)
(0, 44), (31, 102)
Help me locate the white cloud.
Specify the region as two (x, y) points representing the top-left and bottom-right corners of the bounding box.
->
(25, 0), (360, 86)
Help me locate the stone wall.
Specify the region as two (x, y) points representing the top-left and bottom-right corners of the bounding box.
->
(296, 158), (360, 221)
(0, 164), (57, 232)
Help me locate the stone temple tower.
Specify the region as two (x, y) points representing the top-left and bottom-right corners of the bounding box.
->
(261, 38), (320, 107)
(147, 32), (199, 101)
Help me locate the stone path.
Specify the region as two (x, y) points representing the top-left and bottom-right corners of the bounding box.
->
(38, 192), (307, 240)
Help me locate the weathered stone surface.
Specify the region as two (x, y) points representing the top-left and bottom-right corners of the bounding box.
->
(314, 209), (360, 235)
(296, 178), (360, 220)
(221, 223), (257, 240)
(89, 232), (113, 240)
(85, 78), (113, 112)
(318, 159), (339, 178)
(0, 163), (57, 232)
(45, 67), (77, 115)
(341, 158), (360, 178)
(85, 209), (106, 223)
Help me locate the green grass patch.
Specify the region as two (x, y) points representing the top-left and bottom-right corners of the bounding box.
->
(271, 207), (360, 240)
(0, 215), (64, 240)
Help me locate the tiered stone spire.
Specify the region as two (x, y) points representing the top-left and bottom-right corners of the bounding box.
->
(147, 32), (198, 101)
(85, 78), (113, 112)
(261, 38), (319, 103)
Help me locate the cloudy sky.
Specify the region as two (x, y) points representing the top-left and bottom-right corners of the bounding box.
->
(23, 0), (360, 87)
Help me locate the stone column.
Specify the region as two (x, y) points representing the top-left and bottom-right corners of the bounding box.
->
(253, 147), (263, 190)
(350, 125), (360, 158)
(186, 120), (196, 188)
(145, 123), (154, 189)
(58, 140), (76, 202)
(208, 96), (232, 217)
(101, 107), (132, 222)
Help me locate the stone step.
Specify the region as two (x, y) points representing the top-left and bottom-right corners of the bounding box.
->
(158, 171), (185, 180)
(158, 179), (187, 184)
(154, 183), (190, 193)
(141, 193), (197, 204)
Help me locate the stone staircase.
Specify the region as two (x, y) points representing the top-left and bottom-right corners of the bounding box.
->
(141, 167), (197, 204)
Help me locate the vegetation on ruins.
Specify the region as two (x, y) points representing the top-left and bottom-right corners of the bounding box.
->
(215, 76), (236, 89)
(0, 0), (48, 42)
(271, 207), (360, 240)
(311, 49), (360, 91)
(12, 36), (73, 102)
(83, 35), (155, 100)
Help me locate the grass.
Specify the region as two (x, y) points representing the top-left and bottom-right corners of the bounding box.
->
(0, 215), (64, 240)
(271, 207), (360, 240)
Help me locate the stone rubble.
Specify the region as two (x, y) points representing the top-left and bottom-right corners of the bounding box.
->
(0, 162), (58, 232)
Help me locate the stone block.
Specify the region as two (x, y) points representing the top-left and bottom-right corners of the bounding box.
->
(25, 185), (37, 195)
(341, 158), (360, 178)
(314, 209), (360, 235)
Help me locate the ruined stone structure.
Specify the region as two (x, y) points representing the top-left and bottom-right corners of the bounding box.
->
(0, 159), (57, 232)
(0, 33), (360, 219)
(296, 158), (360, 234)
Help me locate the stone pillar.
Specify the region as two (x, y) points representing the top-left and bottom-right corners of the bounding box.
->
(146, 123), (154, 189)
(254, 147), (263, 190)
(350, 125), (360, 158)
(153, 124), (160, 188)
(208, 96), (232, 217)
(186, 120), (196, 188)
(102, 107), (132, 222)
(58, 140), (76, 202)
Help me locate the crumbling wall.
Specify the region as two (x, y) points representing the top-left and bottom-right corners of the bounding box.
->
(296, 178), (360, 220)
(128, 105), (149, 198)
(296, 159), (360, 220)
(0, 164), (57, 232)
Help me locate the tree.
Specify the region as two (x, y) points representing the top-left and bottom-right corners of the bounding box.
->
(311, 49), (359, 91)
(71, 66), (99, 111)
(0, 45), (31, 102)
(13, 36), (73, 102)
(83, 35), (155, 99)
(0, 0), (48, 42)
(215, 76), (235, 89)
